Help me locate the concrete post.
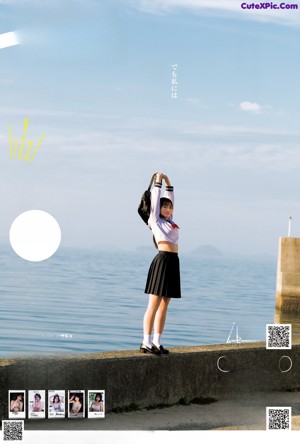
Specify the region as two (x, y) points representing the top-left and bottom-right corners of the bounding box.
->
(276, 237), (300, 312)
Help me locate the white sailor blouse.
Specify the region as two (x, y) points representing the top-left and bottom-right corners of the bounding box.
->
(148, 182), (179, 245)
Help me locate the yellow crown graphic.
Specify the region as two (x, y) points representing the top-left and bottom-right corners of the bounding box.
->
(9, 118), (46, 162)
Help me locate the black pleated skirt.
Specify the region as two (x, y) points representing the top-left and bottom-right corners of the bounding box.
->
(144, 251), (181, 298)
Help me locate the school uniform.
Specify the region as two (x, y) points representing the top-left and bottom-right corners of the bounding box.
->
(144, 182), (181, 299)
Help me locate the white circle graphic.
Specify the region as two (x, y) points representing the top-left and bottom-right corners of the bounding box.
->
(217, 356), (231, 373)
(9, 210), (61, 262)
(279, 356), (293, 373)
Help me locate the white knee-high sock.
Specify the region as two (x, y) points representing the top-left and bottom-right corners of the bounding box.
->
(153, 333), (161, 347)
(143, 334), (152, 347)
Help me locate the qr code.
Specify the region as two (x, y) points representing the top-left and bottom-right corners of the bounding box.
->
(2, 420), (24, 441)
(266, 324), (291, 349)
(266, 407), (291, 430)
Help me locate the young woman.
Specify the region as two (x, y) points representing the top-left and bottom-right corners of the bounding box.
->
(89, 393), (104, 412)
(50, 394), (63, 412)
(31, 393), (44, 412)
(69, 394), (82, 414)
(140, 172), (181, 355)
(10, 394), (24, 412)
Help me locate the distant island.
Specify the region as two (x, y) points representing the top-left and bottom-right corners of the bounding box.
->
(190, 244), (223, 257)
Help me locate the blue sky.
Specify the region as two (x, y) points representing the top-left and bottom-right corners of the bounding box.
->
(0, 0), (300, 255)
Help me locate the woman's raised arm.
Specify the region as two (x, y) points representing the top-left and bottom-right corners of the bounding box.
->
(162, 174), (171, 187)
(162, 174), (174, 208)
(149, 172), (163, 222)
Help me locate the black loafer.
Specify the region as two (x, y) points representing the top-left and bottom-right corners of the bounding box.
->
(140, 344), (161, 355)
(153, 344), (169, 354)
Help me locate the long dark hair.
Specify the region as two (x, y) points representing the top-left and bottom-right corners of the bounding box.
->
(153, 235), (158, 249)
(160, 197), (173, 208)
(53, 395), (61, 403)
(95, 393), (103, 402)
(152, 198), (174, 249)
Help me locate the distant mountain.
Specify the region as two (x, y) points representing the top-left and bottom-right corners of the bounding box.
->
(190, 244), (223, 257)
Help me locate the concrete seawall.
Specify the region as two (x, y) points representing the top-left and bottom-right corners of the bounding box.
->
(1, 342), (299, 421)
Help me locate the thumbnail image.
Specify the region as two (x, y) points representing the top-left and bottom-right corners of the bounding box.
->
(68, 390), (85, 418)
(88, 391), (105, 418)
(9, 391), (25, 419)
(48, 390), (65, 418)
(28, 390), (45, 419)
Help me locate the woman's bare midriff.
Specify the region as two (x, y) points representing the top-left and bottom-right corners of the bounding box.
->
(158, 241), (178, 253)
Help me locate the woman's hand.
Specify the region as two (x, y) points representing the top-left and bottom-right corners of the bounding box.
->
(155, 172), (163, 183)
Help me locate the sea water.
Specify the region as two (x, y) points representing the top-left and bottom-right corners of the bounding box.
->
(0, 246), (281, 357)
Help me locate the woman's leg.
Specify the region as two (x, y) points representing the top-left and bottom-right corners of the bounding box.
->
(153, 297), (171, 346)
(143, 294), (162, 345)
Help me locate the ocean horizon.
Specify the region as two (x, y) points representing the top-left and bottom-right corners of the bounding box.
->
(0, 244), (291, 358)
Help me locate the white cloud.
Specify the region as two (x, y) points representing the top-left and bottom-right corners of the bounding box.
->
(131, 0), (300, 26)
(21, 115), (300, 174)
(1, 108), (299, 174)
(134, 0), (239, 13)
(0, 107), (112, 118)
(185, 97), (208, 108)
(239, 101), (261, 113)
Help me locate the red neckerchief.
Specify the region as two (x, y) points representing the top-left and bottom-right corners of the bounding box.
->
(168, 221), (179, 229)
